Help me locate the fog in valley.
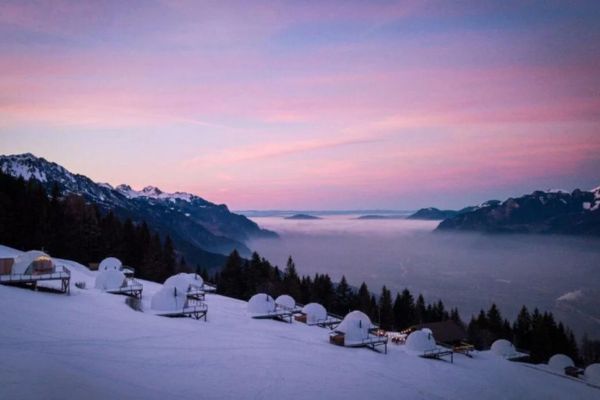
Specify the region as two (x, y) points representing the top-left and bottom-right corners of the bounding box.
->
(249, 216), (600, 339)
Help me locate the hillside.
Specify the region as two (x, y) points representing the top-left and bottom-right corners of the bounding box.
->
(0, 153), (276, 263)
(437, 189), (600, 235)
(408, 208), (458, 220)
(0, 244), (598, 400)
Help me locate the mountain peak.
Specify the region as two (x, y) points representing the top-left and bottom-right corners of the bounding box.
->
(142, 185), (163, 195)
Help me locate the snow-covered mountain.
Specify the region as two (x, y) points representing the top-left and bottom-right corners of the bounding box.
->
(0, 244), (598, 400)
(0, 153), (276, 265)
(437, 188), (600, 235)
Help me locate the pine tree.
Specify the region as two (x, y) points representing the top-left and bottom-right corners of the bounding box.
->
(378, 286), (394, 330)
(282, 256), (302, 300)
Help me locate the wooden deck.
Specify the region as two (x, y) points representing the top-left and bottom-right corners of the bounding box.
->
(329, 333), (389, 354)
(252, 310), (294, 323)
(421, 348), (454, 363)
(0, 266), (71, 294)
(106, 279), (143, 298)
(156, 303), (208, 321)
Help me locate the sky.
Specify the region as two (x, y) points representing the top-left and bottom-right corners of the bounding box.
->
(1, 0), (599, 210)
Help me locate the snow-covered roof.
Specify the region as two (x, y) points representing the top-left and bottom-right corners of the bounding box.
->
(585, 363), (600, 386)
(247, 293), (276, 315)
(11, 250), (54, 275)
(151, 285), (188, 312)
(336, 311), (373, 343)
(547, 354), (574, 373)
(405, 329), (437, 352)
(302, 303), (327, 324)
(491, 339), (516, 357)
(275, 294), (295, 311)
(99, 257), (122, 272)
(163, 273), (204, 293)
(95, 269), (126, 291)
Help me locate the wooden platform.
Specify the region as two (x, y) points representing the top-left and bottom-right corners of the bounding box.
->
(329, 333), (389, 354)
(421, 348), (454, 363)
(0, 266), (71, 294)
(106, 279), (143, 298)
(252, 310), (293, 323)
(156, 303), (208, 321)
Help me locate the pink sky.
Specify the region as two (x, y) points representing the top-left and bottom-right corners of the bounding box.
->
(1, 1), (599, 209)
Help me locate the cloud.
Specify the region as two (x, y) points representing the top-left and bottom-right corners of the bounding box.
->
(557, 289), (584, 302)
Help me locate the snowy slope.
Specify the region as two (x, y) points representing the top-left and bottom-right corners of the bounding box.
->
(0, 245), (598, 400)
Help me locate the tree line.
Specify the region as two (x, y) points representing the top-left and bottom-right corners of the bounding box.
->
(0, 171), (179, 282)
(215, 250), (598, 366)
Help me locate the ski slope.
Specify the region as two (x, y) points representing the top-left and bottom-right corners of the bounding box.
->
(0, 245), (597, 400)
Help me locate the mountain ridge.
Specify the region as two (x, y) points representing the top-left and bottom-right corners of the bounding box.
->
(0, 153), (277, 267)
(436, 188), (600, 235)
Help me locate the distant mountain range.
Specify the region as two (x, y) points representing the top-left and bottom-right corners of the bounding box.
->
(284, 214), (322, 220)
(436, 189), (600, 235)
(0, 153), (276, 267)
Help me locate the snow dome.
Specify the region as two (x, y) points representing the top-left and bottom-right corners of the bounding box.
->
(406, 330), (437, 352)
(548, 354), (574, 373)
(98, 257), (122, 272)
(275, 294), (295, 311)
(336, 311), (374, 343)
(164, 273), (204, 293)
(151, 286), (187, 312)
(491, 339), (517, 357)
(95, 269), (126, 291)
(302, 303), (327, 324)
(248, 293), (276, 315)
(585, 363), (600, 386)
(12, 250), (54, 275)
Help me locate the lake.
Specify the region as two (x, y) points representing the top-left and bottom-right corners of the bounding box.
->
(248, 215), (600, 339)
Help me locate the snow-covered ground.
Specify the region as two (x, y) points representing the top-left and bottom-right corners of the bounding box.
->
(0, 244), (598, 400)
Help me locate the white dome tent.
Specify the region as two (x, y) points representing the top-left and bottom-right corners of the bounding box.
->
(98, 257), (135, 277)
(490, 339), (527, 360)
(335, 311), (374, 342)
(547, 354), (574, 374)
(275, 294), (296, 311)
(329, 311), (388, 353)
(95, 269), (127, 291)
(164, 273), (205, 300)
(0, 250), (71, 294)
(248, 293), (293, 323)
(12, 250), (54, 275)
(298, 303), (327, 325)
(151, 284), (207, 320)
(95, 266), (142, 299)
(585, 363), (600, 386)
(248, 293), (276, 315)
(98, 257), (122, 272)
(406, 330), (437, 352)
(402, 329), (454, 362)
